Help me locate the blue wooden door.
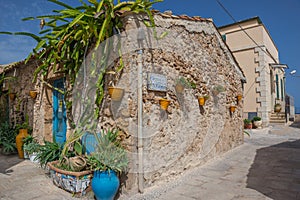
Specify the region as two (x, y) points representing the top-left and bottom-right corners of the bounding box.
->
(53, 79), (67, 145)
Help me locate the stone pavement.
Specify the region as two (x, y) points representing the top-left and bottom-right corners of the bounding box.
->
(1, 124), (300, 200)
(127, 124), (300, 200)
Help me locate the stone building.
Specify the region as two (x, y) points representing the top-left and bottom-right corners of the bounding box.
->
(0, 12), (246, 196)
(218, 17), (288, 126)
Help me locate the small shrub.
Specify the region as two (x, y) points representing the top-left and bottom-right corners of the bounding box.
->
(252, 116), (261, 121)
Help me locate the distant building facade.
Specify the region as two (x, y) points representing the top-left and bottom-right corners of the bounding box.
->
(218, 17), (287, 126)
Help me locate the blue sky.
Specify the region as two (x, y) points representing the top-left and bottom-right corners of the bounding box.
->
(0, 0), (299, 110)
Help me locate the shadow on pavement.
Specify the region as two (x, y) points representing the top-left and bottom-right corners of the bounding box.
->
(0, 153), (23, 174)
(290, 121), (300, 128)
(246, 139), (300, 200)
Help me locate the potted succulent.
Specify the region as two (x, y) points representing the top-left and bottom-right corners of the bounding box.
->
(175, 77), (194, 93)
(87, 128), (128, 200)
(244, 119), (252, 129)
(252, 116), (262, 129)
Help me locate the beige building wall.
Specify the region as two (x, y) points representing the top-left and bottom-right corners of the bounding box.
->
(219, 17), (285, 126)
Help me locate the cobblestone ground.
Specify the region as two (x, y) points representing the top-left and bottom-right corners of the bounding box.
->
(1, 123), (300, 200)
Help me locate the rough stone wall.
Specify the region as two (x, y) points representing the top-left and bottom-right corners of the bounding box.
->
(95, 13), (245, 194)
(3, 60), (55, 142)
(3, 61), (38, 133)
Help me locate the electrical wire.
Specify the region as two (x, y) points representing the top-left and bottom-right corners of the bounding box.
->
(216, 0), (278, 64)
(216, 0), (286, 100)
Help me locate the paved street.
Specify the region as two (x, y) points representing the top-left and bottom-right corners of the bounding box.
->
(1, 123), (300, 200)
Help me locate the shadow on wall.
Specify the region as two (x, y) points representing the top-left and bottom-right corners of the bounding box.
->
(0, 154), (22, 174)
(246, 139), (300, 200)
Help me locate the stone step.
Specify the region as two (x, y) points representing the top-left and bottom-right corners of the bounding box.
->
(269, 119), (286, 124)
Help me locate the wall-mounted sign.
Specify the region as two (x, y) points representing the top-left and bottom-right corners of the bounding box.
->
(147, 73), (167, 92)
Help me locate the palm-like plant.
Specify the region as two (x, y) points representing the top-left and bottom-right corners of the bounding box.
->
(1, 0), (163, 168)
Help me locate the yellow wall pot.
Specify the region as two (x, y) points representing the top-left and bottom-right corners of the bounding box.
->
(9, 93), (16, 101)
(29, 90), (38, 99)
(108, 87), (124, 101)
(16, 129), (29, 159)
(230, 105), (236, 113)
(159, 98), (171, 110)
(198, 97), (206, 106)
(237, 94), (243, 102)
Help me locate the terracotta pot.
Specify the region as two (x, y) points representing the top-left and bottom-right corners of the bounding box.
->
(244, 123), (252, 129)
(16, 129), (29, 159)
(108, 87), (124, 101)
(9, 93), (16, 101)
(29, 90), (38, 99)
(198, 97), (206, 106)
(159, 98), (171, 110)
(237, 94), (243, 102)
(274, 104), (281, 113)
(230, 105), (236, 113)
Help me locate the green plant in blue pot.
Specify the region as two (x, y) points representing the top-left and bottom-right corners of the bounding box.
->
(87, 128), (128, 200)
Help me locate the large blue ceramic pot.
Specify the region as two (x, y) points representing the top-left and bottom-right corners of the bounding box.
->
(92, 170), (120, 200)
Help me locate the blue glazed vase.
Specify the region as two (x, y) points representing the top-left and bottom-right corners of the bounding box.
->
(92, 170), (120, 200)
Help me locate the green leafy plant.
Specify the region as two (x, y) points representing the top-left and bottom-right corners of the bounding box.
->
(23, 135), (41, 155)
(0, 122), (17, 154)
(252, 116), (261, 121)
(243, 119), (252, 125)
(35, 140), (63, 168)
(87, 128), (128, 173)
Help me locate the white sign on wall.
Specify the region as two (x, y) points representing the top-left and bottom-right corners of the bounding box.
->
(147, 73), (167, 92)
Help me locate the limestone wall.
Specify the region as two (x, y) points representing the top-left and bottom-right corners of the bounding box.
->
(93, 13), (245, 194)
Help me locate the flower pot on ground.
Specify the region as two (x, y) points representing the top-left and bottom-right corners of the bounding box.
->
(48, 160), (93, 194)
(16, 129), (29, 159)
(244, 119), (252, 129)
(23, 135), (41, 162)
(87, 128), (128, 200)
(252, 116), (262, 129)
(108, 87), (124, 101)
(29, 90), (38, 99)
(274, 103), (281, 113)
(159, 98), (171, 110)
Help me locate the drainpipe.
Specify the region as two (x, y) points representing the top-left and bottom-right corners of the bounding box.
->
(137, 28), (145, 193)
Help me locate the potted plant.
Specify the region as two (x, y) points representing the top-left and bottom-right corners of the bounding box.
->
(15, 118), (32, 159)
(23, 135), (41, 162)
(274, 103), (281, 113)
(87, 128), (128, 200)
(198, 95), (209, 106)
(29, 90), (38, 99)
(212, 85), (225, 96)
(47, 138), (93, 195)
(244, 119), (252, 129)
(108, 87), (124, 101)
(252, 116), (262, 129)
(159, 98), (171, 110)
